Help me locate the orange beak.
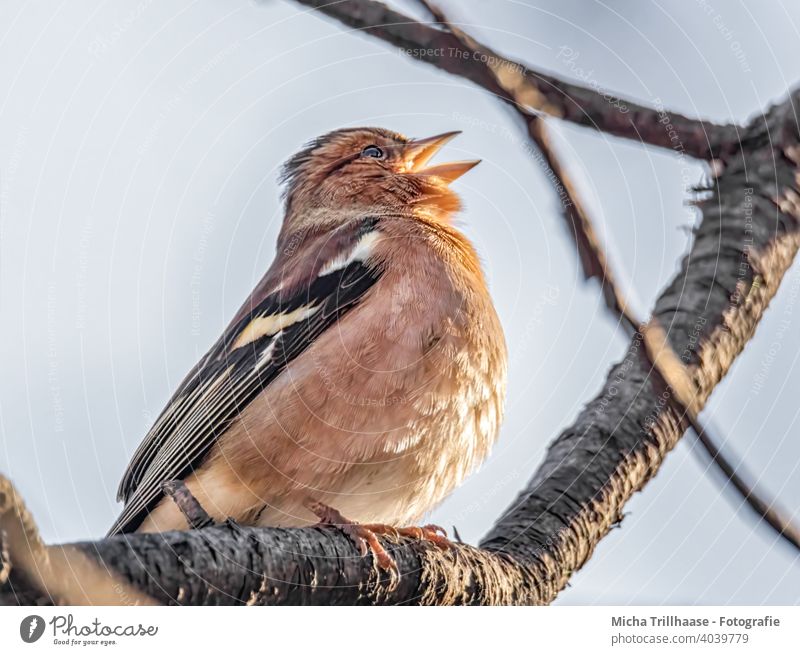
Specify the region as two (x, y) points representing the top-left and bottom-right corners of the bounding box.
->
(404, 131), (481, 183)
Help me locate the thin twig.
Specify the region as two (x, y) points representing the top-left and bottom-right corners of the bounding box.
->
(639, 322), (800, 551)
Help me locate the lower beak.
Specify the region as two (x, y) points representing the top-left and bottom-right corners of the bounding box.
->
(404, 131), (481, 183)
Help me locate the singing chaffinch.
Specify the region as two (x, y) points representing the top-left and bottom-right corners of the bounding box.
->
(109, 127), (507, 568)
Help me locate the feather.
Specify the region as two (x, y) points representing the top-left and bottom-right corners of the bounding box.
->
(108, 219), (383, 535)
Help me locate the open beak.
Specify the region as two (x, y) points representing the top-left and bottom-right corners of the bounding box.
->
(404, 131), (481, 183)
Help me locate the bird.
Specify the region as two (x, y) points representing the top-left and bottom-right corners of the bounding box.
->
(108, 127), (507, 569)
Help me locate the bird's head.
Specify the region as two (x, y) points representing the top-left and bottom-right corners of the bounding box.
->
(279, 127), (479, 235)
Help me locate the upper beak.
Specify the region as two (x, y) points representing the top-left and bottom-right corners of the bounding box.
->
(404, 131), (481, 183)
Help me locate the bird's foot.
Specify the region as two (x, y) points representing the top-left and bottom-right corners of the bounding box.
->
(307, 500), (396, 570)
(306, 501), (453, 572)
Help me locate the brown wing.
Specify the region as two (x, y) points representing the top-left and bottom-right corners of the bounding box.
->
(108, 218), (382, 535)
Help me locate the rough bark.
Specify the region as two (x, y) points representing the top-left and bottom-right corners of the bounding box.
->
(3, 88), (799, 605)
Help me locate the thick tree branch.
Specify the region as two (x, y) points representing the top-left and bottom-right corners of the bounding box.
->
(293, 0), (743, 160)
(3, 88), (799, 605)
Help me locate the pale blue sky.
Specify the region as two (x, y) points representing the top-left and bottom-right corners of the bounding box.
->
(1, 0), (799, 604)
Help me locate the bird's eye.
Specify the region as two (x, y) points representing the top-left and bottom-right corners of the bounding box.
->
(361, 145), (385, 159)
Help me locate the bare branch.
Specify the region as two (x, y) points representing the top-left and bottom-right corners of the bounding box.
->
(638, 321), (800, 551)
(694, 420), (800, 549)
(691, 415), (800, 549)
(293, 0), (743, 160)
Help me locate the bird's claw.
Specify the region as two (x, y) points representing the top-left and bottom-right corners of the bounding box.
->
(392, 523), (452, 550)
(306, 501), (454, 573)
(306, 500), (397, 571)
